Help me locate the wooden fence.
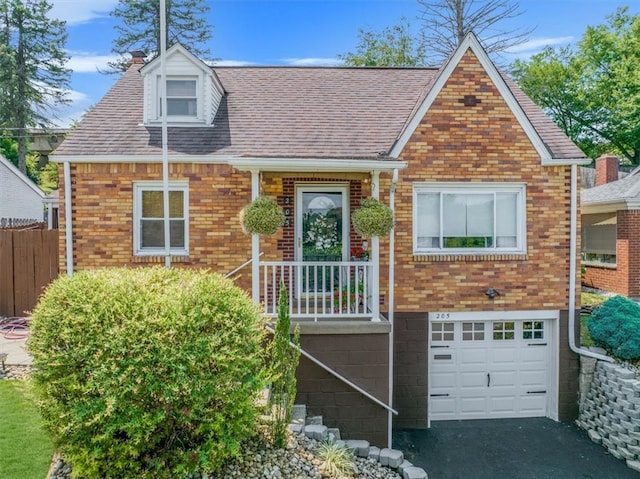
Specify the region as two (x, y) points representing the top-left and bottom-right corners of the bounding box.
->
(0, 228), (59, 317)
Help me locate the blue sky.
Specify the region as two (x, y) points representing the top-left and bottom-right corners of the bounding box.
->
(48, 0), (640, 127)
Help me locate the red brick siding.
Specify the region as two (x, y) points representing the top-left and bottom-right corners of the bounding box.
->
(392, 50), (576, 313)
(584, 210), (640, 297)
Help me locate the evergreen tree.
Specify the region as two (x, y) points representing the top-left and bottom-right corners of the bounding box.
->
(108, 0), (212, 71)
(0, 0), (70, 174)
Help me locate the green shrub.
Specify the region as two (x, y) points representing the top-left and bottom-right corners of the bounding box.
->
(29, 267), (266, 479)
(588, 295), (640, 360)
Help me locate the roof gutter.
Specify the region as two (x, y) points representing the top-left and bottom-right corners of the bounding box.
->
(229, 157), (407, 173)
(543, 157), (592, 167)
(568, 164), (613, 363)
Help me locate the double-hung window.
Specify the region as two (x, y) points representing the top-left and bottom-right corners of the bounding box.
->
(413, 183), (526, 254)
(158, 77), (198, 118)
(134, 182), (189, 256)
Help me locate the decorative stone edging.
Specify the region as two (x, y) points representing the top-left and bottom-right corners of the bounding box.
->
(578, 356), (640, 473)
(290, 405), (429, 479)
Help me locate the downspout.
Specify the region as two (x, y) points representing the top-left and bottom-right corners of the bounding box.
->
(64, 160), (73, 276)
(387, 168), (398, 448)
(568, 164), (612, 362)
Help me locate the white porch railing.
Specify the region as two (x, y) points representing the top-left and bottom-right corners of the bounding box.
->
(261, 261), (376, 320)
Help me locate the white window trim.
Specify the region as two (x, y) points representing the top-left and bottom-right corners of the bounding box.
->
(133, 181), (189, 256)
(152, 74), (203, 124)
(413, 182), (527, 255)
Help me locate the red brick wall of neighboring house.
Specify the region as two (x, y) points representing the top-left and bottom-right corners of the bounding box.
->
(583, 210), (640, 298)
(391, 49), (579, 425)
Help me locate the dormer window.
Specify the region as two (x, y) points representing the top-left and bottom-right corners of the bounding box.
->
(157, 76), (198, 120)
(165, 78), (197, 116)
(141, 43), (225, 126)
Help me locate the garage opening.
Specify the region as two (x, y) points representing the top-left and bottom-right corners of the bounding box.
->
(428, 311), (558, 422)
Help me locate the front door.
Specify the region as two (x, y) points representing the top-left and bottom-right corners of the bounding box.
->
(296, 185), (348, 294)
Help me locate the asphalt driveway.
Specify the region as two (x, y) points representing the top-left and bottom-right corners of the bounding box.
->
(393, 418), (640, 479)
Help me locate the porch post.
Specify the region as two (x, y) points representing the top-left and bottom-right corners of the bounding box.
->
(251, 170), (260, 304)
(371, 170), (381, 321)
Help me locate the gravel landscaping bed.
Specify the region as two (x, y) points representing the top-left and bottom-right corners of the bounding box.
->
(48, 429), (403, 479)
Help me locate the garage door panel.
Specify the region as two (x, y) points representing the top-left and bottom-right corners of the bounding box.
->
(490, 347), (519, 364)
(520, 347), (547, 362)
(431, 372), (456, 389)
(489, 395), (517, 413)
(519, 394), (546, 414)
(520, 370), (546, 387)
(460, 396), (487, 415)
(430, 318), (550, 421)
(490, 371), (517, 386)
(431, 397), (456, 417)
(459, 348), (488, 366)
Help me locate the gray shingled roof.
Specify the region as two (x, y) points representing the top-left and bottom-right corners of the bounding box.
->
(55, 62), (585, 161)
(582, 170), (640, 204)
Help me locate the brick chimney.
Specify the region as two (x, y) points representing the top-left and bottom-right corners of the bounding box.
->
(127, 50), (146, 67)
(595, 154), (619, 186)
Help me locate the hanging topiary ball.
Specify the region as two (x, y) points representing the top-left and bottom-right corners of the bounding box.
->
(240, 196), (285, 235)
(351, 197), (394, 237)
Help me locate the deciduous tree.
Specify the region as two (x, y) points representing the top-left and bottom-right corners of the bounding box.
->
(339, 17), (427, 67)
(511, 7), (640, 164)
(418, 0), (532, 63)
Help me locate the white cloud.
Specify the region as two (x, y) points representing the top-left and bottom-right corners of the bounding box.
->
(49, 0), (118, 25)
(283, 57), (343, 67)
(209, 59), (256, 67)
(506, 36), (575, 54)
(67, 52), (119, 73)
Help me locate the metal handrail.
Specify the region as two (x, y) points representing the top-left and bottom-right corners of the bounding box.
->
(265, 324), (398, 415)
(225, 252), (264, 278)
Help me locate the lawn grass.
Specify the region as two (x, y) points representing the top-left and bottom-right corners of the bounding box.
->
(0, 380), (54, 479)
(580, 314), (594, 348)
(580, 291), (608, 349)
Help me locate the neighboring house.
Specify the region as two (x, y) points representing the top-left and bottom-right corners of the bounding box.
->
(52, 34), (588, 446)
(582, 154), (640, 298)
(0, 153), (45, 226)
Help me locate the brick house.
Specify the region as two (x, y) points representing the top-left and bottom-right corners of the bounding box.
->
(582, 154), (640, 298)
(52, 34), (589, 446)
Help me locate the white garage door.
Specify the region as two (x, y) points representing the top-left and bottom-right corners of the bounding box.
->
(429, 318), (549, 420)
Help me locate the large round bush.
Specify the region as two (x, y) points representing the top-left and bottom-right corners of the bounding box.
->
(588, 295), (640, 360)
(29, 267), (266, 479)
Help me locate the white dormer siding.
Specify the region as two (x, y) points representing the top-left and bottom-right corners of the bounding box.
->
(140, 44), (224, 126)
